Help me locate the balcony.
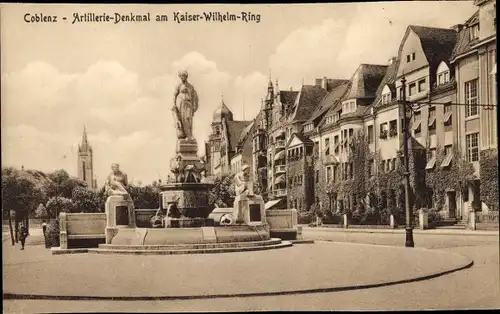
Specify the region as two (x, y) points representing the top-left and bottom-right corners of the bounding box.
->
(273, 189), (287, 198)
(275, 140), (286, 150)
(275, 165), (286, 174)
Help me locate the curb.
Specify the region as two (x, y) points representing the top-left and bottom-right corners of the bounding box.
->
(3, 257), (473, 301)
(303, 227), (499, 237)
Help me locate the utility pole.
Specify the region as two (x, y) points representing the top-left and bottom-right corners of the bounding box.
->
(401, 76), (414, 248)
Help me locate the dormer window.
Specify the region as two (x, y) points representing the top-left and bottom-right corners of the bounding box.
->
(470, 23), (479, 40)
(437, 61), (451, 86)
(341, 100), (357, 115)
(305, 123), (314, 132)
(325, 115), (335, 125)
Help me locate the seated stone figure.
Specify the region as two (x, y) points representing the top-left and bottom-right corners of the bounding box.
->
(234, 164), (254, 197)
(105, 163), (131, 199)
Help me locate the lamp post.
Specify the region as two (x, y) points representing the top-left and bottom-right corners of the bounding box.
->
(400, 76), (415, 248)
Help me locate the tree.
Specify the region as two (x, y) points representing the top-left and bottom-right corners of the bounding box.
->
(208, 173), (236, 208)
(126, 185), (160, 209)
(45, 197), (75, 218)
(44, 169), (87, 199)
(35, 203), (48, 218)
(2, 167), (44, 244)
(71, 186), (105, 213)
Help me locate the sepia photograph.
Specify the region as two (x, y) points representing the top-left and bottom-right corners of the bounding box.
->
(1, 1), (499, 312)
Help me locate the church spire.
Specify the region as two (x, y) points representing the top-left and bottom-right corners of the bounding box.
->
(82, 124), (88, 145)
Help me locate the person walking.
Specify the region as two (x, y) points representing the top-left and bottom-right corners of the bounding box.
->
(41, 220), (48, 248)
(18, 224), (28, 250)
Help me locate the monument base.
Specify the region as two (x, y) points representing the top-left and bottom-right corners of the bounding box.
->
(165, 217), (215, 228)
(232, 194), (267, 226)
(105, 195), (136, 244)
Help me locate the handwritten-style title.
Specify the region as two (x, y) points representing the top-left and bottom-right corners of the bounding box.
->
(23, 12), (262, 24)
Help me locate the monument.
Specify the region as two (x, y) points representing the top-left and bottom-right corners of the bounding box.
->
(91, 70), (289, 254)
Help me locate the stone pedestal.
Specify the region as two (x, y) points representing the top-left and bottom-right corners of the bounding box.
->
(160, 183), (212, 218)
(232, 194), (266, 226)
(174, 138), (205, 171)
(390, 215), (396, 229)
(105, 196), (136, 244)
(419, 209), (429, 230)
(469, 210), (476, 231)
(343, 214), (348, 229)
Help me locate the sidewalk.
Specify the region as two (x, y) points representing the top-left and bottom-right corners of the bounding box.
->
(301, 225), (499, 236)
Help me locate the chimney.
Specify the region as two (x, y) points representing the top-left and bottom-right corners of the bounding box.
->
(322, 77), (328, 90)
(388, 57), (397, 65)
(315, 78), (322, 87)
(451, 24), (464, 32)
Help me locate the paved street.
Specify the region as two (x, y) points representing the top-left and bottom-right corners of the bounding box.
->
(3, 227), (499, 312)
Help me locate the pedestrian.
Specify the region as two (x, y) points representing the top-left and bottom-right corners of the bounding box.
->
(41, 220), (48, 248)
(18, 224), (28, 250)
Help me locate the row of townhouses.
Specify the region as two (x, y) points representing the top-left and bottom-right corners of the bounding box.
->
(204, 0), (497, 221)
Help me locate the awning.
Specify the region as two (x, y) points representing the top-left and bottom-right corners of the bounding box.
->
(412, 119), (422, 131)
(441, 153), (453, 168)
(425, 156), (436, 170)
(274, 150), (285, 161)
(265, 199), (283, 210)
(428, 116), (436, 127)
(491, 63), (496, 75)
(443, 111), (452, 124)
(274, 174), (285, 185)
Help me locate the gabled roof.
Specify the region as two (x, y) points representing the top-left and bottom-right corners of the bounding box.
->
(408, 25), (458, 72)
(304, 81), (350, 125)
(344, 64), (388, 99)
(279, 90), (299, 106)
(287, 85), (328, 123)
(286, 132), (313, 147)
(226, 120), (252, 153)
(371, 59), (400, 110)
(451, 11), (480, 61)
(237, 120), (255, 147)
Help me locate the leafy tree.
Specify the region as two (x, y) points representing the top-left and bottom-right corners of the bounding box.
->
(71, 186), (105, 213)
(208, 173), (236, 208)
(35, 203), (48, 218)
(43, 169), (87, 199)
(2, 167), (44, 244)
(126, 185), (160, 209)
(45, 197), (75, 218)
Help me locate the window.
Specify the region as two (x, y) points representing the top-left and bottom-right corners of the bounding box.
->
(315, 170), (319, 183)
(305, 124), (313, 132)
(409, 83), (416, 96)
(418, 79), (426, 92)
(326, 166), (332, 183)
(381, 160), (386, 173)
(391, 158), (396, 171)
(413, 111), (422, 135)
(412, 52), (416, 61)
(406, 55), (411, 63)
(444, 103), (452, 127)
(324, 138), (330, 156)
(389, 120), (398, 137)
(349, 128), (354, 138)
(470, 24), (479, 40)
(465, 79), (478, 117)
(428, 107), (436, 132)
(380, 123), (388, 139)
(441, 145), (453, 168)
(466, 133), (479, 162)
(334, 136), (340, 153)
(426, 148), (437, 170)
(367, 125), (374, 144)
(382, 93), (391, 105)
(326, 116), (334, 125)
(368, 160), (374, 176)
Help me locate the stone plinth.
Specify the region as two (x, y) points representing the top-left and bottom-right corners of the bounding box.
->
(232, 194), (267, 226)
(174, 138), (205, 170)
(160, 183), (213, 218)
(105, 196), (136, 244)
(419, 209), (429, 230)
(165, 217), (215, 228)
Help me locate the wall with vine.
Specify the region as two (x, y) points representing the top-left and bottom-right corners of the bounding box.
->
(480, 149), (499, 211)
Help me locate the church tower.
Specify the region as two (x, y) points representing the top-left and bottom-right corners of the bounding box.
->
(77, 125), (97, 189)
(208, 96), (234, 175)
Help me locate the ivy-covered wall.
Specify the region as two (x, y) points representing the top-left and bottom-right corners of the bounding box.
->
(480, 149), (499, 212)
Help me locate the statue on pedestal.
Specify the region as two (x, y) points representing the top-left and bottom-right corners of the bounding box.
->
(172, 69), (199, 140)
(104, 163), (131, 199)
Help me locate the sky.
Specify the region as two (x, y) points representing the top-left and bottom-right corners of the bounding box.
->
(1, 2), (478, 185)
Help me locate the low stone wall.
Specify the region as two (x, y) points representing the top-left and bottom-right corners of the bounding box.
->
(477, 211), (499, 223)
(266, 209), (298, 240)
(59, 212), (106, 249)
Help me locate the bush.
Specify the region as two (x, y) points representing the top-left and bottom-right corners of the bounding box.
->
(45, 219), (60, 248)
(428, 208), (443, 222)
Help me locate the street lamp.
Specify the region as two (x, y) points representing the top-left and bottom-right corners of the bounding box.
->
(400, 76), (415, 248)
